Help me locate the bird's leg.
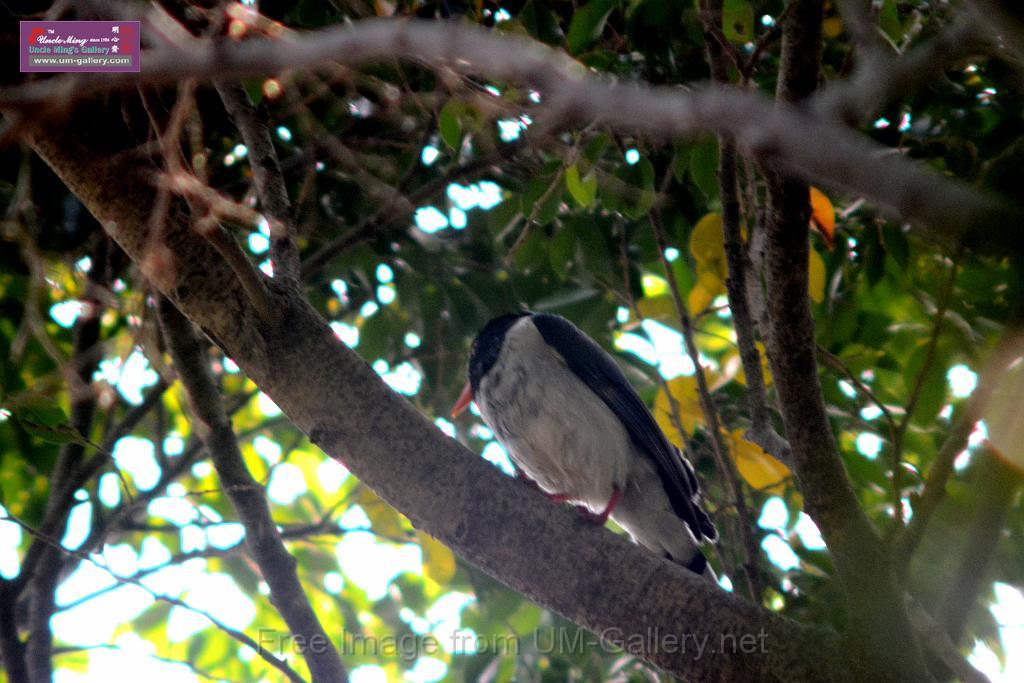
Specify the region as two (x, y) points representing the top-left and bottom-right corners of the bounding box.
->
(575, 486), (623, 526)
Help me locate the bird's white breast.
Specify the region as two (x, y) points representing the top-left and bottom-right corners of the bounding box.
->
(475, 317), (631, 510)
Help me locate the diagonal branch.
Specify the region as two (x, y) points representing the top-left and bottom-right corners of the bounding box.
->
(890, 258), (959, 527)
(20, 95), (860, 683)
(157, 296), (348, 683)
(1, 513), (306, 683)
(894, 333), (1013, 578)
(964, 0), (1024, 65)
(215, 81), (301, 285)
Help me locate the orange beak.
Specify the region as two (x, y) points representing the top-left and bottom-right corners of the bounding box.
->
(451, 381), (474, 418)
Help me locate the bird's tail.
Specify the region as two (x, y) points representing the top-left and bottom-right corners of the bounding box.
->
(679, 550), (718, 584)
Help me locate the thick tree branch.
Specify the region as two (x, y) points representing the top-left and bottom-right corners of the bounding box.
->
(215, 81), (301, 284)
(19, 99), (862, 683)
(818, 11), (982, 124)
(157, 297), (348, 683)
(2, 19), (1021, 255)
(764, 2), (930, 680)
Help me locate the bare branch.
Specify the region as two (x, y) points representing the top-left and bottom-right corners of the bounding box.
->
(935, 448), (1022, 644)
(764, 2), (929, 678)
(157, 297), (348, 683)
(890, 258), (959, 528)
(702, 0), (791, 465)
(2, 19), (1020, 255)
(0, 579), (28, 683)
(1, 513), (307, 683)
(650, 211), (765, 602)
(22, 98), (858, 683)
(818, 10), (983, 124)
(904, 595), (992, 683)
(894, 334), (1012, 577)
(965, 0), (1024, 65)
(215, 81), (301, 284)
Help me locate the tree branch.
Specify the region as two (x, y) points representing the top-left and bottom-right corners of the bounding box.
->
(890, 259), (959, 528)
(157, 296), (348, 683)
(702, 0), (791, 465)
(763, 2), (929, 679)
(2, 513), (306, 683)
(893, 333), (1009, 578)
(650, 211), (765, 601)
(215, 80), (301, 284)
(965, 0), (1024, 65)
(2, 19), (1021, 255)
(19, 96), (861, 683)
(0, 580), (28, 683)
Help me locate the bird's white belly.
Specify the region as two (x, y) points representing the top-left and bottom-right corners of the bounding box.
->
(475, 318), (631, 511)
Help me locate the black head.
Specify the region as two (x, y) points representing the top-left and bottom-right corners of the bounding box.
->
(468, 313), (529, 393)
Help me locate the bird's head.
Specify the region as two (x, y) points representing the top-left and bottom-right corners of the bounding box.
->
(451, 312), (528, 417)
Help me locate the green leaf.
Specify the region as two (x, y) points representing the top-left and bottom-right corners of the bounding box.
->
(723, 0), (754, 43)
(549, 226), (577, 278)
(519, 0), (565, 45)
(878, 0), (902, 44)
(567, 0), (617, 55)
(690, 136), (720, 200)
(438, 100), (463, 150)
(565, 164), (598, 208)
(906, 341), (950, 427)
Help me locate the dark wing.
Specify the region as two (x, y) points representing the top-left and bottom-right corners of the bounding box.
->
(531, 313), (717, 543)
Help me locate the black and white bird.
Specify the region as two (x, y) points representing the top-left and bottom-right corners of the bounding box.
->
(452, 312), (718, 578)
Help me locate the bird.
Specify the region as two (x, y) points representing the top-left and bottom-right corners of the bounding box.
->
(452, 312), (718, 579)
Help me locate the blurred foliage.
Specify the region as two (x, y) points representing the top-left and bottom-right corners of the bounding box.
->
(2, 0), (1024, 681)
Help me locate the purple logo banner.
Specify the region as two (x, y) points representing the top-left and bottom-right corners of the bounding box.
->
(20, 21), (140, 73)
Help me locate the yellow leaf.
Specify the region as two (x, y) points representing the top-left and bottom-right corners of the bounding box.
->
(687, 284), (713, 316)
(417, 530), (457, 584)
(688, 213), (727, 278)
(809, 187), (835, 249)
(823, 17), (844, 39)
(654, 376), (704, 446)
(727, 429), (791, 494)
(641, 274), (669, 298)
(688, 269), (725, 315)
(809, 247), (826, 304)
(635, 295), (675, 322)
(356, 487), (409, 538)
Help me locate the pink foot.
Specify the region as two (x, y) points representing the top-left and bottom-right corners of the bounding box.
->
(516, 471), (571, 504)
(576, 486), (623, 526)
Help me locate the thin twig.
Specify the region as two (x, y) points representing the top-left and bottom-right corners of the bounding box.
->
(703, 0), (792, 465)
(890, 257), (959, 527)
(650, 211), (764, 601)
(893, 333), (1010, 577)
(1, 513), (307, 683)
(158, 297), (348, 682)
